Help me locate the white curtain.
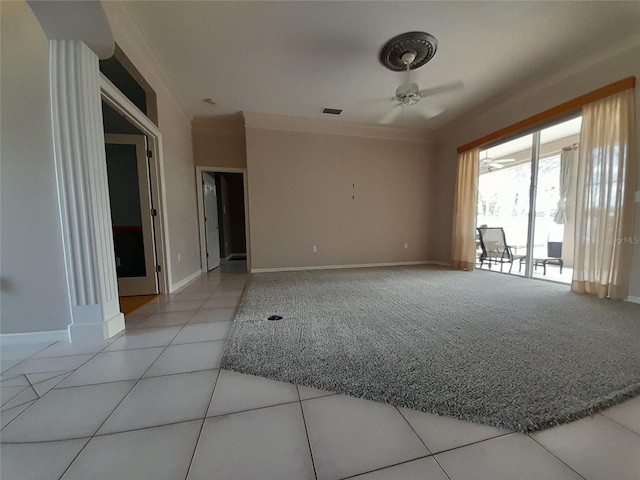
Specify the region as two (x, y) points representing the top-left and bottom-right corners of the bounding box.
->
(554, 145), (578, 224)
(572, 89), (637, 299)
(451, 148), (479, 270)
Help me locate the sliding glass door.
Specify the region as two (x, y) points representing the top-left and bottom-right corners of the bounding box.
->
(477, 116), (582, 282)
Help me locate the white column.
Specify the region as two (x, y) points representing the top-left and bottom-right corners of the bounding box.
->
(50, 40), (124, 342)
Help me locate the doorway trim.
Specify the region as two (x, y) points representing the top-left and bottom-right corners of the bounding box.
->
(100, 74), (170, 294)
(195, 166), (250, 272)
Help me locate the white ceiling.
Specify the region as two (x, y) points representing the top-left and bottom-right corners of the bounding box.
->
(124, 1), (640, 130)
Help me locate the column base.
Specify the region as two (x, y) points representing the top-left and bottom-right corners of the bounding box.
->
(68, 312), (125, 342)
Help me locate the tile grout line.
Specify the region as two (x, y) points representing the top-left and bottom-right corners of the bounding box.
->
(595, 411), (640, 438)
(38, 334), (136, 480)
(206, 398), (302, 420)
(52, 367), (220, 390)
(0, 398), (221, 445)
(526, 433), (588, 480)
(297, 386), (319, 480)
(0, 342), (117, 432)
(184, 348), (225, 479)
(394, 406), (433, 456)
(392, 406), (456, 480)
(423, 431), (515, 457)
(0, 341), (58, 375)
(429, 455), (452, 480)
(387, 406), (482, 480)
(339, 421), (519, 480)
(339, 453), (435, 480)
(54, 437), (92, 480)
(0, 399), (37, 422)
(56, 319), (193, 479)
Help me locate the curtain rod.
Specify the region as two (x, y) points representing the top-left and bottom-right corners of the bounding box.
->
(457, 76), (635, 154)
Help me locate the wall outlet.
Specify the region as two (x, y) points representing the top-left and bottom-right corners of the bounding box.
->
(636, 190), (640, 203)
(404, 243), (408, 250)
(312, 245), (317, 253)
(178, 253), (181, 262)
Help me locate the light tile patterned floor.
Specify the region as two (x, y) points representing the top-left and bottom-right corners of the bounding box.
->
(1, 261), (639, 480)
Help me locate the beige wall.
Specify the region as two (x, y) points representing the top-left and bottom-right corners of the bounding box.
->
(434, 40), (640, 298)
(193, 129), (247, 169)
(104, 4), (200, 288)
(245, 120), (436, 270)
(0, 1), (72, 334)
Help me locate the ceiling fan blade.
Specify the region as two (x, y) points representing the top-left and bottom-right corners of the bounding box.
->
(494, 158), (515, 163)
(379, 104), (402, 124)
(416, 102), (444, 119)
(419, 79), (464, 98)
(488, 162), (504, 169)
(362, 96), (398, 104)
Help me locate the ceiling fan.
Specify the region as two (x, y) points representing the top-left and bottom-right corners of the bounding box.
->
(480, 153), (516, 171)
(377, 32), (464, 125)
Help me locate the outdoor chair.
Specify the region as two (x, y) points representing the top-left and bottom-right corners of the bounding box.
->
(477, 227), (525, 274)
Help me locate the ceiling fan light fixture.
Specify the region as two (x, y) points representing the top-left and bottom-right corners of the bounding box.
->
(379, 31), (438, 72)
(396, 82), (422, 104)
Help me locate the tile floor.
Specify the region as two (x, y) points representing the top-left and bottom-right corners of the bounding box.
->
(1, 261), (639, 480)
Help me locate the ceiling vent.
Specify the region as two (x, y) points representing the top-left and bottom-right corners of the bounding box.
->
(321, 107), (342, 115)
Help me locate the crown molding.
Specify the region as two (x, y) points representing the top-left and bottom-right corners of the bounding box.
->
(192, 117), (245, 136)
(243, 112), (434, 143)
(102, 2), (192, 124)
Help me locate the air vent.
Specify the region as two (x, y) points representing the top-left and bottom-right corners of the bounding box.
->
(321, 107), (342, 115)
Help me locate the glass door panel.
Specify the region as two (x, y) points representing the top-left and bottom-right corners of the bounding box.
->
(531, 117), (582, 282)
(477, 134), (533, 275)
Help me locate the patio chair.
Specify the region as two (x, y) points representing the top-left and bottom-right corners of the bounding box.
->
(477, 227), (525, 273)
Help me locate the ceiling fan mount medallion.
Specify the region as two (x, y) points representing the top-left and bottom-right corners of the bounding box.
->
(376, 32), (463, 124)
(379, 32), (438, 72)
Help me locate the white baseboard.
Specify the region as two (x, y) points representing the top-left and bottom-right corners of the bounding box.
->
(169, 269), (203, 293)
(251, 261), (443, 274)
(0, 329), (70, 345)
(626, 295), (640, 305)
(429, 261), (451, 267)
(68, 312), (125, 343)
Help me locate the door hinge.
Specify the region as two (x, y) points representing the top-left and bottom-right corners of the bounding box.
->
(151, 208), (157, 217)
(155, 265), (162, 273)
(204, 216), (207, 221)
(147, 150), (153, 158)
(206, 252), (209, 258)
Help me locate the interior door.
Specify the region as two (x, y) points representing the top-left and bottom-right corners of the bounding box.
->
(105, 133), (159, 296)
(203, 173), (221, 271)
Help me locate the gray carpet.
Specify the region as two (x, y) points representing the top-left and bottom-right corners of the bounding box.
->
(220, 266), (640, 432)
